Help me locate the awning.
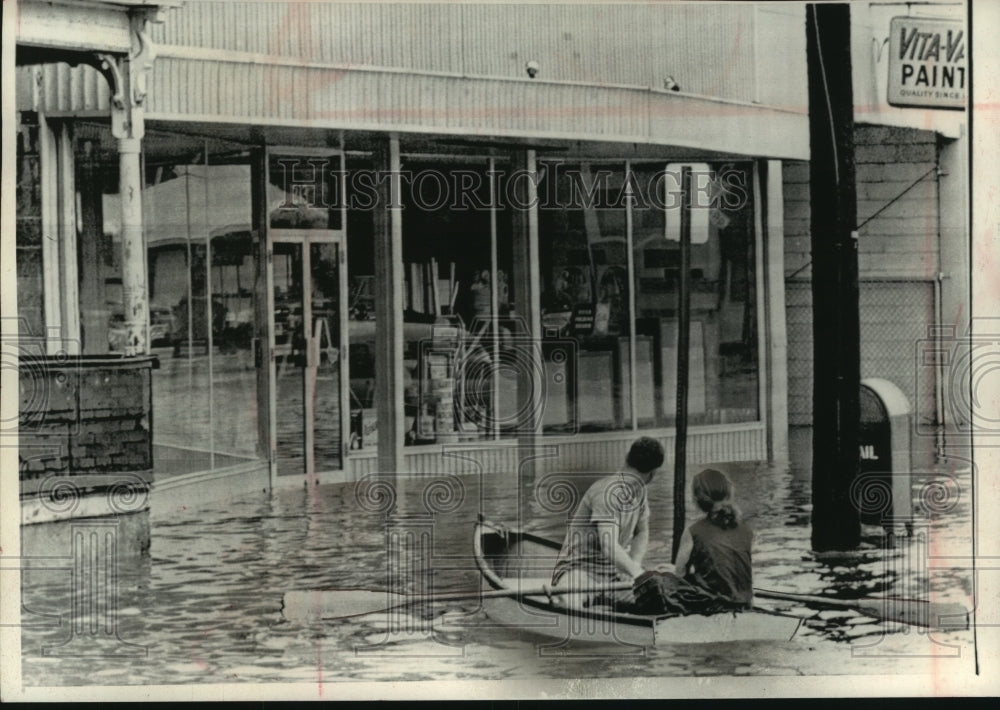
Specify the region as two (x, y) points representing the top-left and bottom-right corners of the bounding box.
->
(16, 0), (182, 56)
(23, 46), (810, 161)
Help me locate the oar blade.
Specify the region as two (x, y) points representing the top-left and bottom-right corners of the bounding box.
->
(854, 598), (970, 630)
(283, 589), (406, 623)
(754, 588), (970, 630)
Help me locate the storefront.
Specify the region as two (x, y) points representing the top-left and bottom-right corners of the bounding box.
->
(16, 1), (808, 494)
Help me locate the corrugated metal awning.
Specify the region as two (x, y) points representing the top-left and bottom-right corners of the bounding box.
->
(23, 48), (810, 161)
(16, 0), (182, 55)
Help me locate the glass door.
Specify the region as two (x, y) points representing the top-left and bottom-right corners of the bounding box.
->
(266, 149), (348, 481)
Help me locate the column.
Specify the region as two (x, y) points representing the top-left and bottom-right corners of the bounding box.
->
(119, 136), (146, 356)
(103, 11), (157, 357)
(38, 114), (63, 354)
(936, 133), (969, 452)
(57, 122), (81, 355)
(373, 136), (406, 478)
(764, 160), (790, 461)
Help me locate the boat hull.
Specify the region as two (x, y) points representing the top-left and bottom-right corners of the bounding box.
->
(474, 521), (801, 646)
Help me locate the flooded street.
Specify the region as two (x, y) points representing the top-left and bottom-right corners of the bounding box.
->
(19, 446), (977, 688)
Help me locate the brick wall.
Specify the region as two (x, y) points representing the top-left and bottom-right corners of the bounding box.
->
(782, 125), (941, 467)
(854, 126), (939, 278)
(783, 125), (940, 282)
(783, 159), (812, 426)
(19, 356), (155, 480)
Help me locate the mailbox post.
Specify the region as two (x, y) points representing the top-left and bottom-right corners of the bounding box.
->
(857, 378), (914, 539)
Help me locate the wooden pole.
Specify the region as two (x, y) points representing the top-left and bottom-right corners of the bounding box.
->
(672, 165), (692, 562)
(806, 3), (861, 551)
(119, 137), (148, 356)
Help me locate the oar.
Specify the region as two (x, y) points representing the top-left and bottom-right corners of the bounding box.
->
(284, 584), (970, 630)
(753, 588), (969, 630)
(283, 582), (633, 623)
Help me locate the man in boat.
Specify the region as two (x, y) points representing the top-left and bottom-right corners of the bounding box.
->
(550, 436), (664, 610)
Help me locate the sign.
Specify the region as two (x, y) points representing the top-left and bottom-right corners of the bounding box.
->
(887, 16), (966, 111)
(568, 304), (595, 336)
(664, 162), (710, 244)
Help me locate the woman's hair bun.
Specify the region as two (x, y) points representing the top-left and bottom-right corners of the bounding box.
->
(692, 469), (740, 528)
(708, 502), (738, 530)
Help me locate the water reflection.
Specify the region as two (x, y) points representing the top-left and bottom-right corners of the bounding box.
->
(20, 455), (975, 686)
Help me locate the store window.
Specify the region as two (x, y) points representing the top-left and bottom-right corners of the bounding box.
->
(140, 132), (261, 470)
(535, 159), (760, 434)
(630, 162), (759, 426)
(400, 158), (512, 445)
(538, 162), (632, 433)
(345, 154), (515, 451)
(343, 152), (761, 453)
(15, 115), (45, 340)
(70, 122), (122, 355)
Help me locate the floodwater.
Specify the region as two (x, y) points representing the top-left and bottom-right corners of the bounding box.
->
(19, 448), (977, 689)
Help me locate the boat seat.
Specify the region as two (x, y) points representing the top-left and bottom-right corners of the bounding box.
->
(498, 576), (552, 591)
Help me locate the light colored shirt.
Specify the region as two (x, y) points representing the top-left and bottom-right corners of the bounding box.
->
(552, 473), (649, 582)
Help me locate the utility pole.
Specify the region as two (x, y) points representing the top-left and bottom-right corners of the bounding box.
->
(807, 3), (862, 551)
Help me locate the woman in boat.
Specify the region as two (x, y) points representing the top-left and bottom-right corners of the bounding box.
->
(633, 468), (753, 614)
(549, 436), (665, 610)
(672, 468), (753, 608)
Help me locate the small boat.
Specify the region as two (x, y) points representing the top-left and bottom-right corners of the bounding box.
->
(474, 520), (802, 646)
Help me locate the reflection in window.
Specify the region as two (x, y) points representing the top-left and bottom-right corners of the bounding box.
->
(268, 154), (342, 231)
(538, 163), (632, 433)
(141, 134), (261, 472)
(16, 116), (45, 340)
(631, 162), (759, 426)
(399, 159), (503, 445)
(345, 155), (378, 452)
(345, 157), (514, 450)
(73, 122), (122, 355)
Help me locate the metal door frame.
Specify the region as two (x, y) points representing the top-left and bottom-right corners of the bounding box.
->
(263, 146), (349, 487)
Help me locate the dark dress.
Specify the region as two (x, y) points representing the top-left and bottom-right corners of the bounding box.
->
(683, 518), (754, 607)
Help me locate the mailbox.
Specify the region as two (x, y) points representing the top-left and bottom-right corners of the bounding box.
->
(857, 378), (914, 535)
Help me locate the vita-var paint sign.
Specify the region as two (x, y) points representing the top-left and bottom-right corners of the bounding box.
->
(887, 16), (966, 110)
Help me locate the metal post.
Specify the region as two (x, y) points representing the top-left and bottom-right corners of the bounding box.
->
(184, 168), (194, 359)
(489, 158), (501, 441)
(672, 166), (692, 563)
(510, 149), (542, 527)
(203, 142), (215, 469)
(625, 159), (638, 431)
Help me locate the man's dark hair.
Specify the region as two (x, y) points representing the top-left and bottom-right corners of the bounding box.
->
(626, 436), (665, 474)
